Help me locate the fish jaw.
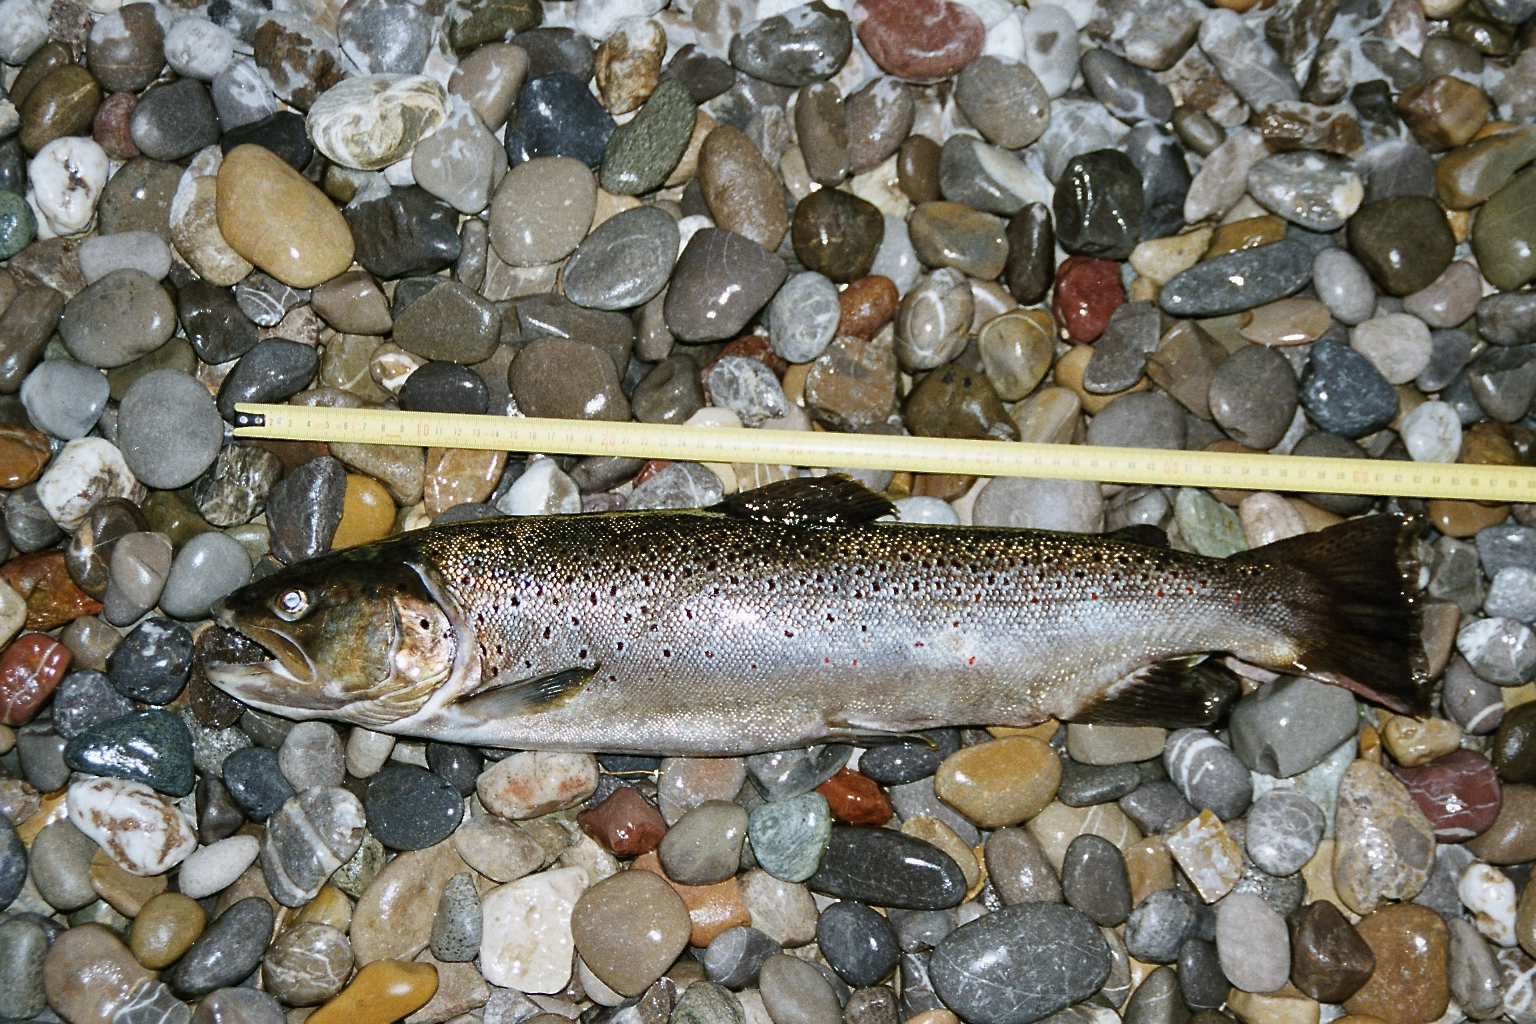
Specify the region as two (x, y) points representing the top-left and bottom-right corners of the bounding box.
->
(201, 660), (340, 721)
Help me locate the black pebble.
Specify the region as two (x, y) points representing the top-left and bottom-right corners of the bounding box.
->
(222, 745), (296, 821)
(817, 901), (901, 987)
(107, 617), (194, 705)
(364, 763), (465, 850)
(426, 741), (484, 796)
(221, 111), (314, 171)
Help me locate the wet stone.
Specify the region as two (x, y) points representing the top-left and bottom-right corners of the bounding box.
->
(1160, 240), (1313, 318)
(1053, 150), (1144, 261)
(817, 901), (899, 988)
(666, 229), (787, 342)
(1060, 834), (1132, 926)
(730, 2), (851, 87)
(505, 73), (614, 168)
(808, 826), (966, 911)
(930, 903), (1111, 1024)
(64, 708), (193, 797)
(1300, 340), (1401, 438)
(171, 896), (273, 997)
(1245, 791), (1326, 876)
(345, 186), (461, 281)
(1348, 196), (1458, 296)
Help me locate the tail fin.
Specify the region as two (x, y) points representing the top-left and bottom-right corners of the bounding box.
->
(1234, 514), (1430, 715)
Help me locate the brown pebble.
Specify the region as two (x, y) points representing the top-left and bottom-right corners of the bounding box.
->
(1343, 904), (1449, 1024)
(837, 276), (900, 340)
(897, 135), (942, 204)
(129, 892), (206, 970)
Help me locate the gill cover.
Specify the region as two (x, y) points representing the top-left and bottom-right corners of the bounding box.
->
(209, 542), (460, 727)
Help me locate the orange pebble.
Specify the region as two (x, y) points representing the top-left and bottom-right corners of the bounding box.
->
(307, 959), (438, 1024)
(331, 474), (395, 549)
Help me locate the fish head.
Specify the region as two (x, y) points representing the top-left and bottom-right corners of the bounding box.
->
(206, 547), (463, 727)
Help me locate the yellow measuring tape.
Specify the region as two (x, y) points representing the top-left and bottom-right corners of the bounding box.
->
(233, 403), (1536, 502)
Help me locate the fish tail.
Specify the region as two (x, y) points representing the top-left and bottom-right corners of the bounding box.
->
(1236, 513), (1430, 715)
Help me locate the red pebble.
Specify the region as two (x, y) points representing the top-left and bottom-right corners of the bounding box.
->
(0, 633), (72, 727)
(578, 784), (668, 856)
(701, 334), (788, 381)
(1052, 256), (1126, 343)
(853, 0), (985, 84)
(1393, 748), (1502, 842)
(816, 767), (893, 826)
(838, 276), (900, 340)
(0, 552), (103, 631)
(93, 92), (139, 161)
(633, 459), (673, 486)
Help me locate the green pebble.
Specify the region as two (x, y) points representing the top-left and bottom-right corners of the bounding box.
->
(747, 791), (832, 884)
(1345, 195), (1455, 296)
(1174, 487), (1248, 558)
(63, 709), (196, 797)
(330, 831), (386, 897)
(1473, 165), (1536, 292)
(600, 78), (697, 197)
(669, 982), (745, 1024)
(0, 190), (35, 260)
(68, 899), (132, 937)
(448, 0), (542, 52)
(139, 489), (217, 551)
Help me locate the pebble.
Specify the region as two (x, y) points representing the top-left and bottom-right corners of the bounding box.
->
(930, 904), (1110, 1024)
(1345, 904), (1450, 1024)
(480, 866), (590, 993)
(1288, 899), (1375, 1003)
(345, 186), (462, 280)
(179, 835), (260, 900)
(933, 735), (1060, 829)
(1245, 791), (1325, 876)
(308, 959), (439, 1024)
(1300, 340), (1401, 438)
(809, 826), (966, 910)
(666, 228), (787, 342)
(477, 750), (599, 819)
(1060, 834), (1132, 926)
(563, 205), (678, 311)
(1216, 891), (1290, 992)
(571, 869), (691, 996)
(217, 145), (354, 289)
(64, 708), (193, 797)
(67, 775), (197, 876)
(769, 272), (841, 363)
(263, 921), (354, 1005)
(1165, 729), (1251, 820)
(748, 791), (832, 884)
(1332, 760), (1437, 914)
(1229, 675), (1362, 778)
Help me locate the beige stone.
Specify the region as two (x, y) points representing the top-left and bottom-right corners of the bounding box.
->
(217, 145), (354, 288)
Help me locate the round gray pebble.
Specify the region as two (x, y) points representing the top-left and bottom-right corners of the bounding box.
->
(769, 272), (841, 363)
(1244, 790), (1325, 876)
(429, 871), (483, 962)
(19, 360), (110, 440)
(159, 531), (253, 620)
(116, 369), (225, 489)
(1164, 728), (1252, 820)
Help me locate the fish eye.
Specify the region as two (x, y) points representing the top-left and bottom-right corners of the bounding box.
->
(272, 589), (311, 621)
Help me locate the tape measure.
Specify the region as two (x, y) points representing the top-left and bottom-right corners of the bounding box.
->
(232, 403), (1536, 502)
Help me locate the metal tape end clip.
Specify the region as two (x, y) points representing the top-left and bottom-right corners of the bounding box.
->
(232, 410), (267, 428)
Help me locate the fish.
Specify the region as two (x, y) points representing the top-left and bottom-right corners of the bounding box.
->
(206, 476), (1428, 756)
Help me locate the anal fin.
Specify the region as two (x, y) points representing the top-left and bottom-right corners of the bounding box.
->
(1074, 656), (1241, 729)
(456, 666), (597, 720)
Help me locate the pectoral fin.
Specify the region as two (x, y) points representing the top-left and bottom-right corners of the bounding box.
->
(1074, 655), (1242, 728)
(455, 666), (597, 719)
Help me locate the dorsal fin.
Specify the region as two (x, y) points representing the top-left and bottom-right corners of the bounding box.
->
(1105, 524), (1169, 548)
(1074, 656), (1242, 729)
(709, 475), (895, 527)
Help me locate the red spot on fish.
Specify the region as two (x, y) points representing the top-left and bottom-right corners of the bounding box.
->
(1186, 587), (1194, 595)
(824, 657), (831, 664)
(1090, 593), (1098, 600)
(785, 630), (795, 638)
(1157, 589), (1164, 597)
(705, 651), (713, 658)
(915, 642), (924, 647)
(968, 656), (976, 665)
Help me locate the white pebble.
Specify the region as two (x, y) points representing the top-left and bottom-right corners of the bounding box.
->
(37, 438), (146, 532)
(1400, 400), (1463, 463)
(1019, 4), (1080, 97)
(177, 835), (260, 898)
(163, 17), (237, 80)
(78, 231), (173, 284)
(496, 457), (581, 516)
(1349, 313), (1433, 385)
(1313, 249), (1377, 326)
(477, 751), (599, 819)
(1238, 492), (1305, 548)
(67, 776), (197, 876)
(1487, 567), (1536, 623)
(345, 727), (396, 778)
(480, 866), (591, 993)
(28, 138), (109, 237)
(1460, 862), (1518, 947)
(0, 0), (49, 64)
(676, 214), (714, 255)
(893, 496), (962, 525)
(574, 0), (664, 41)
(0, 581), (24, 650)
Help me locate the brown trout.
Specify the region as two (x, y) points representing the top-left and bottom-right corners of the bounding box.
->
(207, 477), (1427, 755)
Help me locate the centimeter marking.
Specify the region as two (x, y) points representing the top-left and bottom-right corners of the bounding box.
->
(233, 403), (1536, 502)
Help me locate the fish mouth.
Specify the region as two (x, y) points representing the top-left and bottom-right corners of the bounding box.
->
(207, 596), (320, 692)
